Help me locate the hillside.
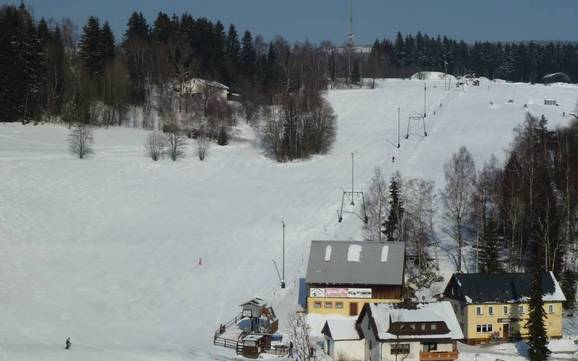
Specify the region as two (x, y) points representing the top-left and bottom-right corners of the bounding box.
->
(0, 79), (577, 361)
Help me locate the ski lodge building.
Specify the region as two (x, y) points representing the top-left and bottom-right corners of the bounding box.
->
(442, 272), (565, 344)
(305, 241), (405, 316)
(322, 301), (463, 361)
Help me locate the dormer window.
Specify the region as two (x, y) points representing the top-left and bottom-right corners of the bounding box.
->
(381, 245), (389, 262)
(347, 245), (362, 262)
(324, 245), (332, 261)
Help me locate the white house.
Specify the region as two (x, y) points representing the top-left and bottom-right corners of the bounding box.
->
(322, 318), (365, 361)
(179, 78), (229, 99)
(356, 302), (463, 361)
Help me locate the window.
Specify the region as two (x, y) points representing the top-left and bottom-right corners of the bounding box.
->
(518, 305), (524, 314)
(421, 323), (426, 331)
(423, 342), (438, 352)
(476, 306), (483, 316)
(548, 305), (554, 314)
(503, 306), (509, 315)
(324, 245), (332, 261)
(381, 245), (389, 262)
(314, 301), (322, 309)
(476, 324), (493, 333)
(391, 344), (410, 355)
(335, 302), (343, 309)
(324, 302), (333, 308)
(431, 323), (437, 331)
(488, 306), (494, 315)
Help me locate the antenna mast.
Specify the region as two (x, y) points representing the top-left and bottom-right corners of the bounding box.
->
(347, 0), (354, 82)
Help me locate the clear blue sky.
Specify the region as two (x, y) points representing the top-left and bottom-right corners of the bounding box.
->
(4, 0), (578, 45)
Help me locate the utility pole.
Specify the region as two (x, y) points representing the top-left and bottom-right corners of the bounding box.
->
(444, 61), (448, 91)
(351, 152), (355, 205)
(281, 221), (286, 288)
(423, 83), (427, 118)
(397, 107), (401, 148)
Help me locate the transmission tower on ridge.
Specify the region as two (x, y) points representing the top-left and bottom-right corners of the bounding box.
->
(347, 0), (354, 82)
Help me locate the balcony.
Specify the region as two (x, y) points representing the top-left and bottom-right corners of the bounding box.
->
(419, 351), (459, 361)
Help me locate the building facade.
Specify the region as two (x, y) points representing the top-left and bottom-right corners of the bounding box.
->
(305, 241), (405, 316)
(322, 319), (365, 361)
(443, 272), (565, 344)
(356, 302), (463, 361)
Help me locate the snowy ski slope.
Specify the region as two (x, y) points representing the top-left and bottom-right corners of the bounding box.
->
(0, 79), (577, 361)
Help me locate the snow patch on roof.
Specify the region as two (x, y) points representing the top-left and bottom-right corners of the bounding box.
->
(324, 319), (361, 341)
(324, 245), (332, 261)
(381, 245), (389, 262)
(544, 271), (566, 302)
(347, 244), (362, 262)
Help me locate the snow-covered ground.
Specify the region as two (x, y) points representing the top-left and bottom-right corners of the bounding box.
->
(1, 79), (577, 361)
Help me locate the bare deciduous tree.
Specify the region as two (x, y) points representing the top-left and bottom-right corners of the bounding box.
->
(145, 131), (165, 161)
(363, 167), (389, 241)
(261, 92), (336, 162)
(166, 131), (186, 161)
(287, 311), (312, 361)
(68, 123), (93, 159)
(196, 131), (210, 161)
(441, 146), (476, 272)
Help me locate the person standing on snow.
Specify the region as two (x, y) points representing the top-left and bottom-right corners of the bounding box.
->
(65, 337), (71, 350)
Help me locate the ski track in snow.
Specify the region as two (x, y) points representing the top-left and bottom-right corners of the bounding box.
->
(1, 79), (577, 361)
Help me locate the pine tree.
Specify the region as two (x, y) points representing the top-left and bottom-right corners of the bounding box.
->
(152, 12), (174, 42)
(383, 177), (404, 242)
(561, 270), (577, 310)
(527, 271), (551, 361)
(123, 12), (149, 45)
(351, 59), (361, 84)
(100, 22), (115, 64)
(225, 24), (240, 86)
(122, 12), (150, 104)
(239, 30), (256, 79)
(79, 16), (102, 78)
(0, 5), (44, 122)
(479, 217), (503, 273)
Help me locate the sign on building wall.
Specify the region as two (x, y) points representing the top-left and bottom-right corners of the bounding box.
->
(326, 288), (349, 297)
(348, 288), (372, 298)
(309, 287), (372, 298)
(310, 288), (326, 297)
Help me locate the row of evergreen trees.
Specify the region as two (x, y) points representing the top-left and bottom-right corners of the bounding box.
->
(2, 4), (577, 125)
(367, 32), (578, 82)
(0, 4), (325, 125)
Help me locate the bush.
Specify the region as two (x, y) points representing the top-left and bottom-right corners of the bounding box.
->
(145, 131), (165, 161)
(217, 126), (229, 146)
(261, 91), (336, 162)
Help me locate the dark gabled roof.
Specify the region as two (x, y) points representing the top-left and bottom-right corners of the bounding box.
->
(443, 272), (565, 304)
(305, 241), (405, 286)
(356, 302), (463, 341)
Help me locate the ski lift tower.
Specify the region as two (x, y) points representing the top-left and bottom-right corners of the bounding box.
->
(405, 111), (428, 139)
(338, 152), (368, 224)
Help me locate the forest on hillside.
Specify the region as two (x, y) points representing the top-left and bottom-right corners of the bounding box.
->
(1, 4), (578, 161)
(3, 4), (578, 122)
(363, 114), (578, 308)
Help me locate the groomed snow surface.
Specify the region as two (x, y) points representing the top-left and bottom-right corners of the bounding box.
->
(1, 78), (578, 361)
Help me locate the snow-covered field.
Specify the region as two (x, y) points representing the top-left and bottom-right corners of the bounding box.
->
(1, 79), (577, 361)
